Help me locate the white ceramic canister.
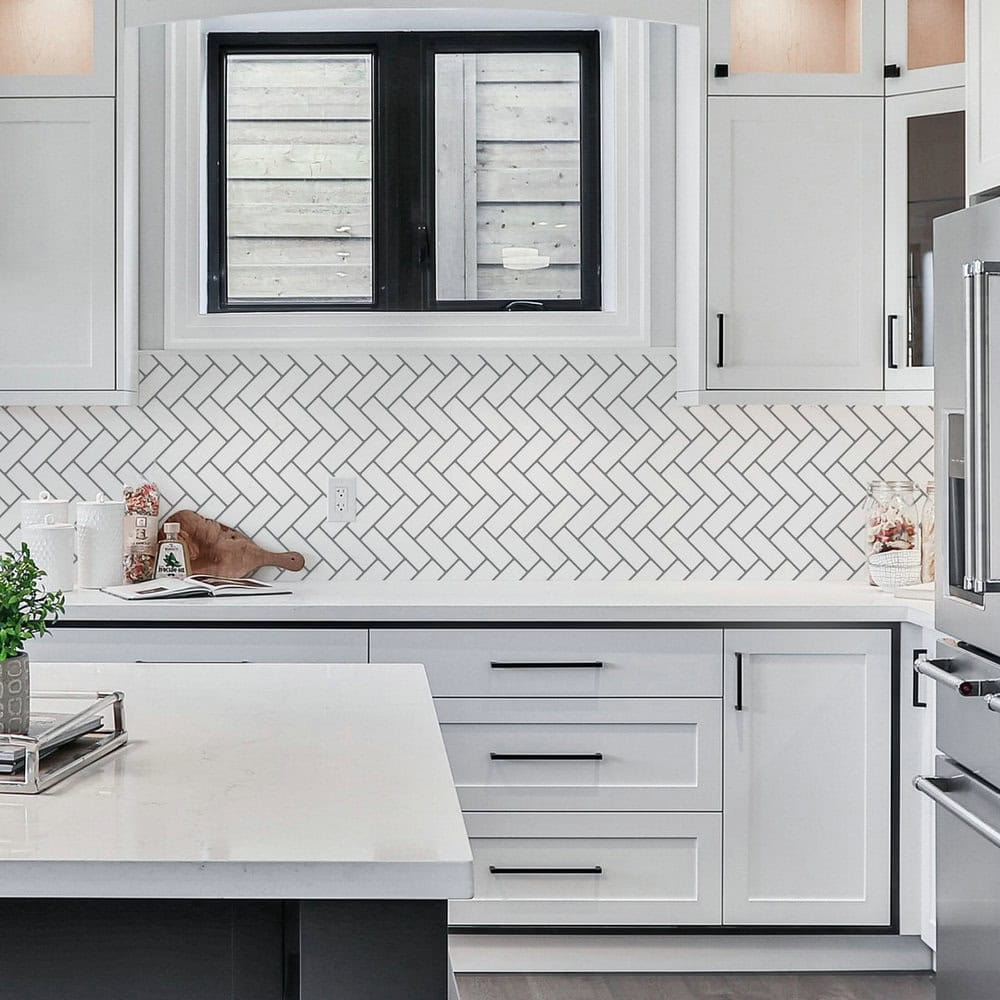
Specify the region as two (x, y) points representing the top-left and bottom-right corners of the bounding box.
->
(21, 514), (75, 592)
(19, 491), (70, 532)
(76, 492), (126, 589)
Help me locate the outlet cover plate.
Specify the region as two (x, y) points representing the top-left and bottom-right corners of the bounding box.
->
(327, 476), (357, 524)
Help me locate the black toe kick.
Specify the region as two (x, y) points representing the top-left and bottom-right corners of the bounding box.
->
(0, 898), (449, 1000)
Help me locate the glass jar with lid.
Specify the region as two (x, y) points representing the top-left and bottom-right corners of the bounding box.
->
(864, 481), (921, 582)
(920, 482), (936, 583)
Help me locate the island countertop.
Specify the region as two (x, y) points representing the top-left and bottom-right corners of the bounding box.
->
(0, 661), (473, 901)
(56, 580), (935, 628)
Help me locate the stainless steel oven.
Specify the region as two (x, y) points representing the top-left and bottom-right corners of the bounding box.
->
(916, 641), (1000, 1000)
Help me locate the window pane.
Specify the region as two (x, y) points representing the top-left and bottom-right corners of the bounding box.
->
(225, 54), (373, 305)
(435, 52), (582, 302)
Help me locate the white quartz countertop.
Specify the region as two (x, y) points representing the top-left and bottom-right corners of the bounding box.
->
(0, 662), (473, 901)
(58, 580), (935, 628)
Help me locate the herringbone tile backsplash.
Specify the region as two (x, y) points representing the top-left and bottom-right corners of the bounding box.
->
(0, 352), (934, 581)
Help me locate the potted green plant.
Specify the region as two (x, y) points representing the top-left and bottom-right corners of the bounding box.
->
(0, 544), (65, 735)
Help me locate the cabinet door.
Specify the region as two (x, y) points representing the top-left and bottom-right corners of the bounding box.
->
(722, 628), (892, 926)
(884, 88), (965, 394)
(885, 0), (965, 95)
(967, 0), (1000, 198)
(707, 0), (884, 97)
(0, 99), (116, 391)
(0, 0), (116, 98)
(707, 97), (884, 391)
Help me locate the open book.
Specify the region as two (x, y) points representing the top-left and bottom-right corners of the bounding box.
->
(101, 575), (292, 600)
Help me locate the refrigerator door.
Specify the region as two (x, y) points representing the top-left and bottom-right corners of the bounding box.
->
(934, 198), (1000, 655)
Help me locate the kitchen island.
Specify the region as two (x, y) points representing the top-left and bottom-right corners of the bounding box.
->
(0, 661), (472, 1000)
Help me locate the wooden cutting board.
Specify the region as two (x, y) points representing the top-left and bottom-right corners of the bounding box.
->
(157, 510), (305, 578)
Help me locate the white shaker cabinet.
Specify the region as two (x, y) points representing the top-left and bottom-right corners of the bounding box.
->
(707, 0), (885, 97)
(722, 628), (893, 926)
(884, 87), (965, 395)
(885, 0), (965, 95)
(0, 99), (117, 393)
(0, 0), (117, 98)
(966, 0), (1000, 199)
(707, 97), (885, 392)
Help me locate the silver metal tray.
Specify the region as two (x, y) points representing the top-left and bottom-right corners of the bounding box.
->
(0, 692), (127, 794)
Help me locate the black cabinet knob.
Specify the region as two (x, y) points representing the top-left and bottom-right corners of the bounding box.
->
(714, 63), (729, 78)
(885, 64), (902, 78)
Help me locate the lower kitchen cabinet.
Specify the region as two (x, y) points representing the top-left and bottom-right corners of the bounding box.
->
(436, 697), (722, 812)
(722, 628), (893, 926)
(450, 812), (723, 927)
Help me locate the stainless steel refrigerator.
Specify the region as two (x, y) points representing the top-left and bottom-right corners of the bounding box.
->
(916, 194), (1000, 1000)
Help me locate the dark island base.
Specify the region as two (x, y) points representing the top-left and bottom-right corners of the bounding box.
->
(0, 898), (449, 999)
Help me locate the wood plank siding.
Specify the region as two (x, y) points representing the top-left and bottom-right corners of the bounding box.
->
(224, 49), (582, 304)
(225, 54), (374, 303)
(436, 51), (583, 301)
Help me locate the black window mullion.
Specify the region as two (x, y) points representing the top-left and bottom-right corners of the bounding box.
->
(376, 35), (429, 311)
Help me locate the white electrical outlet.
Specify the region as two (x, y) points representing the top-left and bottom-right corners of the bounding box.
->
(327, 476), (358, 524)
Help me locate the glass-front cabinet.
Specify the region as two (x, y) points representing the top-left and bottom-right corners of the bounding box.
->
(707, 0), (885, 96)
(0, 0), (115, 97)
(885, 0), (965, 95)
(884, 87), (965, 393)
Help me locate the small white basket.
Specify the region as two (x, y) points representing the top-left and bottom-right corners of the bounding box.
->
(869, 550), (922, 593)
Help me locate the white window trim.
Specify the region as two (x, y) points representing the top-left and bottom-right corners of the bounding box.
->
(162, 14), (660, 351)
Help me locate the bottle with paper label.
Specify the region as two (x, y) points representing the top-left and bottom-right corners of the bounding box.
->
(154, 523), (190, 580)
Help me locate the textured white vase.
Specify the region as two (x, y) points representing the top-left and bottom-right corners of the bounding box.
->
(21, 515), (75, 593)
(0, 654), (30, 736)
(77, 493), (126, 589)
(19, 491), (69, 533)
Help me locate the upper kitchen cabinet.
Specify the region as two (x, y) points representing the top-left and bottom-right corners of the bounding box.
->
(966, 0), (1000, 199)
(0, 0), (116, 98)
(884, 87), (965, 395)
(707, 0), (885, 96)
(705, 97), (885, 393)
(0, 99), (116, 394)
(885, 0), (965, 94)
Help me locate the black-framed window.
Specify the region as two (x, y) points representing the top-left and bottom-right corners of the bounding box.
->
(206, 31), (601, 313)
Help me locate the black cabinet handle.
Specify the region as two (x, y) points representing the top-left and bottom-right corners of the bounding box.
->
(735, 652), (744, 711)
(490, 661), (603, 670)
(887, 314), (900, 369)
(885, 63), (902, 78)
(913, 648), (928, 708)
(716, 313), (725, 368)
(490, 752), (603, 761)
(714, 63), (729, 78)
(489, 866), (603, 876)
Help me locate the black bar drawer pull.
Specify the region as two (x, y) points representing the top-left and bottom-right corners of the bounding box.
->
(735, 652), (744, 711)
(490, 661), (604, 670)
(716, 313), (725, 368)
(490, 752), (604, 761)
(912, 648), (928, 708)
(489, 866), (603, 876)
(887, 314), (900, 369)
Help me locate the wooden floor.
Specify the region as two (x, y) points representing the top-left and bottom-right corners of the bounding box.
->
(455, 973), (936, 1000)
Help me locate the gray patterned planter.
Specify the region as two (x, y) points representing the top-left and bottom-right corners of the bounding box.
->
(0, 654), (30, 735)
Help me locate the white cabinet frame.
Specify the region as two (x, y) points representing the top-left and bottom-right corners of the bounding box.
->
(885, 0), (965, 96)
(707, 0), (885, 97)
(884, 85), (965, 397)
(966, 0), (1000, 199)
(0, 0), (117, 98)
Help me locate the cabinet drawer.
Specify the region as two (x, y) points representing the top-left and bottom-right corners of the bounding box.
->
(450, 813), (722, 927)
(370, 628), (722, 697)
(29, 627), (368, 664)
(437, 698), (721, 812)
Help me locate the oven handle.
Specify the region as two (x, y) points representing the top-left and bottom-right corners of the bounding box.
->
(915, 774), (1000, 850)
(914, 655), (1000, 696)
(986, 694), (1000, 714)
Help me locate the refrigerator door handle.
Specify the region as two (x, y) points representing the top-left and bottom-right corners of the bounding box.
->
(963, 261), (1000, 594)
